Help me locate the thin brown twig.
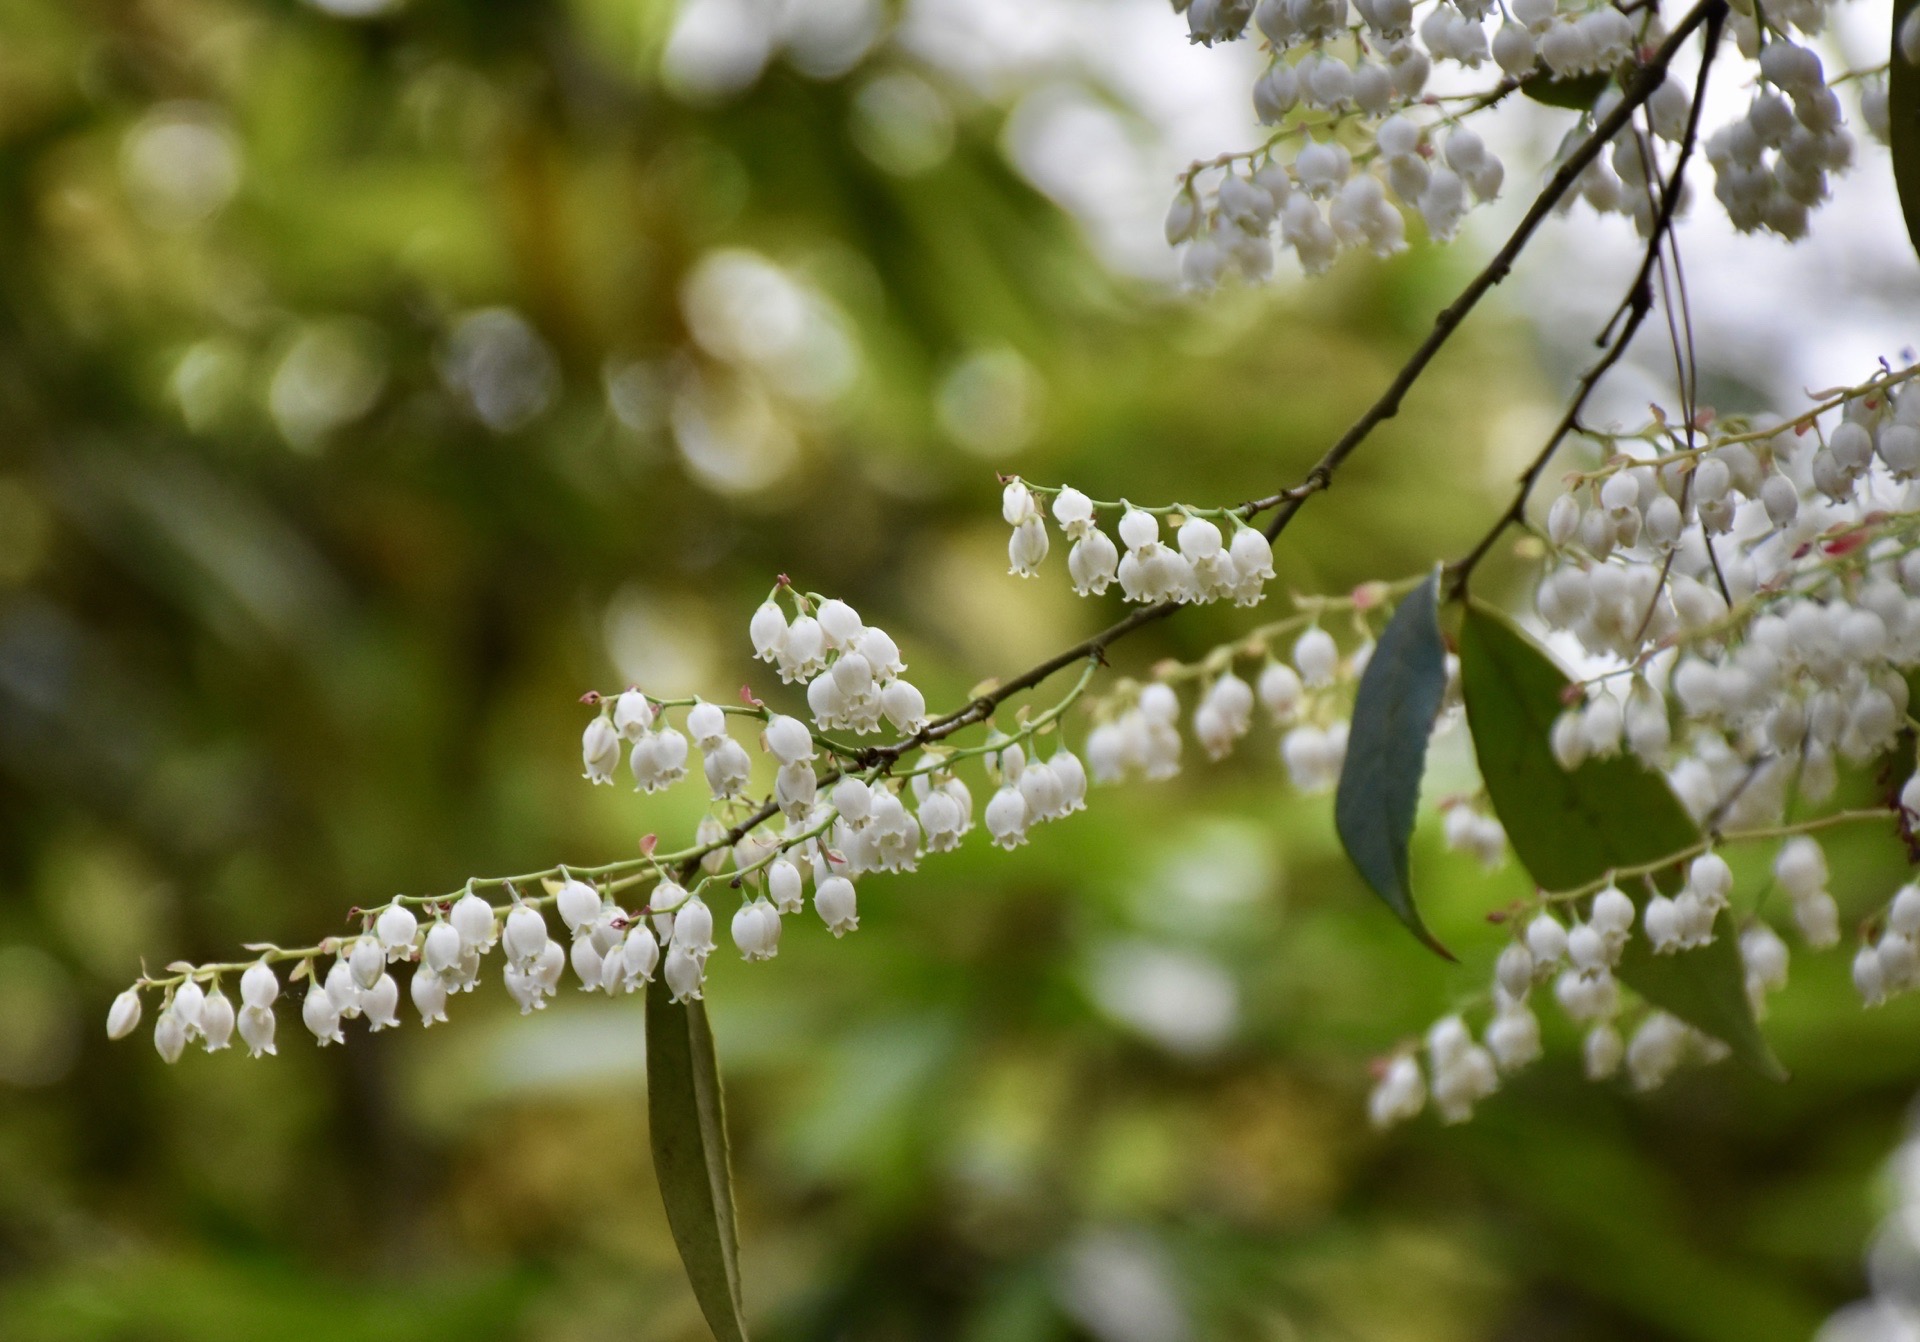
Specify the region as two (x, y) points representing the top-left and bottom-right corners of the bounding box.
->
(1445, 1), (1727, 599)
(1243, 0), (1727, 547)
(695, 2), (1726, 882)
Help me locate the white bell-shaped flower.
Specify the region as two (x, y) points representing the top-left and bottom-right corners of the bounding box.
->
(732, 899), (782, 961)
(199, 989), (236, 1051)
(376, 904), (418, 958)
(622, 923), (661, 986)
(556, 878), (602, 934)
(750, 601), (788, 663)
(303, 982), (344, 1045)
(612, 688), (654, 740)
(504, 904), (549, 966)
(582, 715), (620, 784)
(238, 1004), (277, 1057)
(154, 1008), (189, 1064)
(241, 961), (279, 1010)
(664, 945), (706, 1002)
(1068, 531), (1120, 595)
(815, 875), (859, 936)
(452, 892), (496, 949)
(362, 974), (401, 1030)
(411, 966), (449, 1025)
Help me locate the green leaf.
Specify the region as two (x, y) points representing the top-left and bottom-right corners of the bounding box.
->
(1335, 570), (1452, 958)
(1458, 602), (1785, 1081)
(1520, 71), (1611, 111)
(647, 975), (751, 1342)
(1892, 0), (1920, 264)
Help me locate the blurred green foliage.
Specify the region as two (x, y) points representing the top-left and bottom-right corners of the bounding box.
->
(0, 1), (1916, 1340)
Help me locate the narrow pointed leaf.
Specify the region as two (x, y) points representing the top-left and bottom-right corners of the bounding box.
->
(1458, 602), (1785, 1080)
(1892, 0), (1920, 263)
(1335, 570), (1452, 957)
(646, 975), (751, 1342)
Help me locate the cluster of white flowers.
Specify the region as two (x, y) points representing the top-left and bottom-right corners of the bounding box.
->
(1441, 800), (1507, 867)
(1369, 870), (1803, 1125)
(1164, 0), (1710, 283)
(111, 564), (1117, 1058)
(1852, 873), (1920, 1009)
(1082, 615), (1376, 793)
(748, 592), (929, 737)
(1003, 480), (1276, 605)
(1703, 43), (1855, 240)
(1550, 87), (1696, 237)
(1167, 0), (1916, 282)
(1535, 365), (1920, 832)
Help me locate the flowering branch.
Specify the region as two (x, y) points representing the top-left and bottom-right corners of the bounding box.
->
(1245, 0), (1731, 544)
(1448, 1), (1728, 597)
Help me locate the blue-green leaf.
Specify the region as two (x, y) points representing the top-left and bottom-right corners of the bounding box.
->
(1458, 602), (1784, 1080)
(647, 976), (751, 1342)
(1335, 569), (1452, 958)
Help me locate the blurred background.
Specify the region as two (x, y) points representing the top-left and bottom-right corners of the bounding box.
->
(3, 0), (1920, 1339)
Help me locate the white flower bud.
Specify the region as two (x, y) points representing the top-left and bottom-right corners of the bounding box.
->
(1165, 189), (1200, 244)
(154, 1008), (189, 1063)
(107, 988), (143, 1040)
(1001, 479), (1038, 526)
(816, 598), (863, 649)
(1495, 942), (1535, 1000)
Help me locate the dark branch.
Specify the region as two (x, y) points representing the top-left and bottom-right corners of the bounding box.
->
(1247, 0), (1728, 547)
(1444, 0), (1727, 599)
